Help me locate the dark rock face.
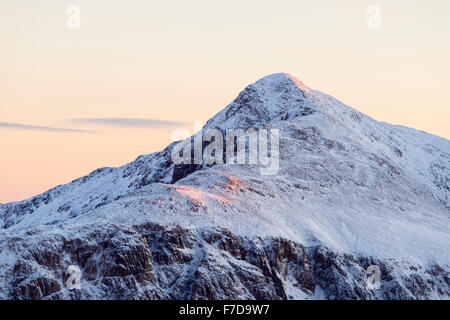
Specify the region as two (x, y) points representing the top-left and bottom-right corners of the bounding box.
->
(172, 164), (202, 184)
(13, 277), (61, 300)
(3, 223), (448, 300)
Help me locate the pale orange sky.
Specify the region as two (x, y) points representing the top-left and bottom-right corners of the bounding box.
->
(1, 0), (449, 203)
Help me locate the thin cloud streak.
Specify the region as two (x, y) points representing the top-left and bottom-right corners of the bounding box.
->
(68, 118), (187, 128)
(0, 122), (94, 133)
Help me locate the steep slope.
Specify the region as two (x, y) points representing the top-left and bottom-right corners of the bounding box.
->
(0, 73), (449, 299)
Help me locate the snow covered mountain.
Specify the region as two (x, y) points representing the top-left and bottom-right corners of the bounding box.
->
(0, 73), (449, 299)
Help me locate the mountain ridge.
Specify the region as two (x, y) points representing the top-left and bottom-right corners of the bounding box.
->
(0, 74), (449, 299)
(3, 73), (449, 205)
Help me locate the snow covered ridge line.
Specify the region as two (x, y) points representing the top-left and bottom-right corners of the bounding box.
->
(171, 128), (280, 175)
(0, 73), (449, 300)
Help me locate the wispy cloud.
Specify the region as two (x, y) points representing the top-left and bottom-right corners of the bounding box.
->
(0, 122), (94, 133)
(67, 118), (187, 128)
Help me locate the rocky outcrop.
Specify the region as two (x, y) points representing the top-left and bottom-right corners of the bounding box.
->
(2, 223), (448, 300)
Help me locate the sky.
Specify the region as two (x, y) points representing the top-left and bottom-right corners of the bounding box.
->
(1, 0), (449, 203)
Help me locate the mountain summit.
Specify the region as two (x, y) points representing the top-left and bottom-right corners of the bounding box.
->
(249, 72), (312, 94)
(205, 73), (315, 129)
(0, 74), (449, 299)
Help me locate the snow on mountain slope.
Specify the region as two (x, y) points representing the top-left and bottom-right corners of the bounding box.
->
(0, 73), (449, 299)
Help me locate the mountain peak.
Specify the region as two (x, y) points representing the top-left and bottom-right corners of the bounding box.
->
(255, 73), (312, 94)
(204, 73), (315, 130)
